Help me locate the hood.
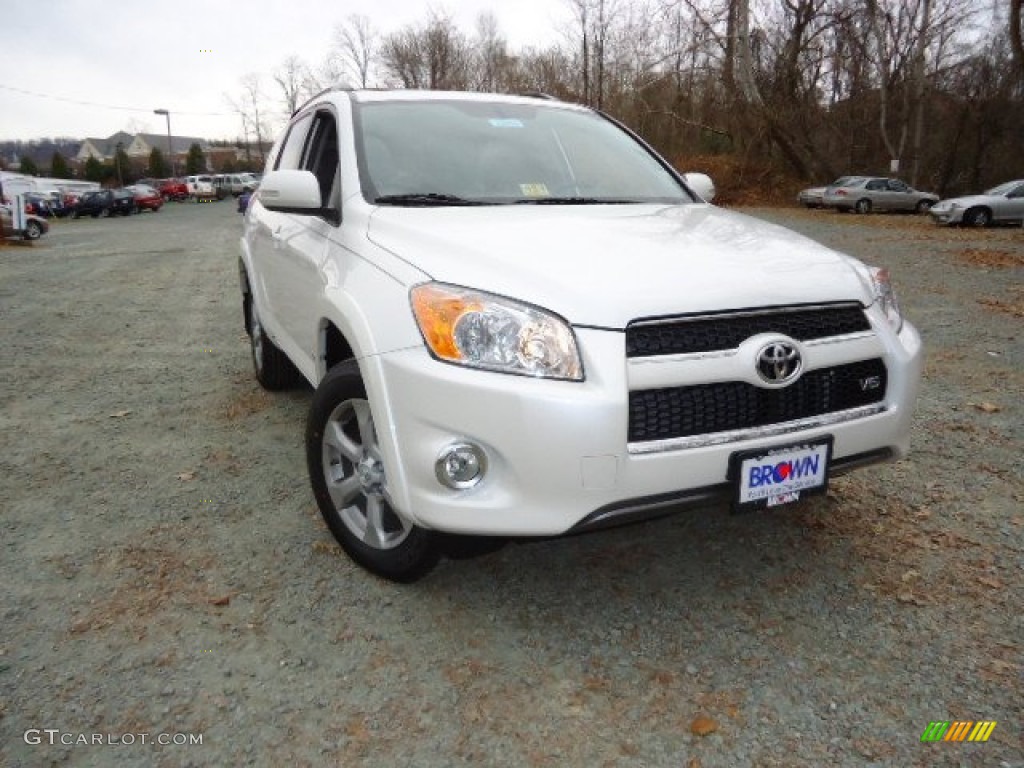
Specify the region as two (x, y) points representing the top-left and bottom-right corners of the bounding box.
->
(933, 194), (994, 209)
(367, 204), (874, 328)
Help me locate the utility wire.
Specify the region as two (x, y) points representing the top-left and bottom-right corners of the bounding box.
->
(0, 83), (234, 116)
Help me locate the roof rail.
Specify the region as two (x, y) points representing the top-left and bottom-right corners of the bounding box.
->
(520, 92), (559, 101)
(292, 85), (354, 117)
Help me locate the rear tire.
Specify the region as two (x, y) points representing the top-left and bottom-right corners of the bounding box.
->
(246, 292), (302, 391)
(307, 361), (440, 583)
(963, 207), (991, 227)
(854, 198), (871, 215)
(23, 220), (42, 240)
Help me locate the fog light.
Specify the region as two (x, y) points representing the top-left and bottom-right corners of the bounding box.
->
(435, 443), (487, 489)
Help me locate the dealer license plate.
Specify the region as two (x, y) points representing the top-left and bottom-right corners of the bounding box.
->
(730, 437), (833, 513)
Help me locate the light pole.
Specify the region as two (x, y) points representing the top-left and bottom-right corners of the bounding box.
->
(115, 142), (124, 186)
(154, 108), (173, 177)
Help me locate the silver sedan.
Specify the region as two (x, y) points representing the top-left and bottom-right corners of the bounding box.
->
(797, 176), (860, 208)
(929, 179), (1024, 227)
(822, 177), (938, 214)
(0, 204), (49, 240)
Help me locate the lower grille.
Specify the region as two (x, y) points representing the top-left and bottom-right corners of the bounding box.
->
(628, 359), (887, 443)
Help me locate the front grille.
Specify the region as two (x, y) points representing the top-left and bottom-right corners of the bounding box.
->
(628, 359), (887, 443)
(626, 304), (870, 358)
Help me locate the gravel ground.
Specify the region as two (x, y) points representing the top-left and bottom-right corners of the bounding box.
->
(1, 202), (1020, 768)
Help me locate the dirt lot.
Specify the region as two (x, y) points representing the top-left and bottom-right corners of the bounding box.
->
(1, 202), (1021, 767)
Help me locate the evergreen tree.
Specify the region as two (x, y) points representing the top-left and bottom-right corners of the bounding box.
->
(50, 151), (71, 178)
(185, 143), (206, 174)
(113, 144), (132, 185)
(84, 156), (103, 182)
(19, 155), (38, 175)
(148, 147), (168, 178)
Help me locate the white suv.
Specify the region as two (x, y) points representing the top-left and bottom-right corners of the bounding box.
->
(185, 174), (216, 200)
(240, 89), (923, 581)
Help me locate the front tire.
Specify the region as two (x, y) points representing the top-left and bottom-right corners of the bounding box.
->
(307, 361), (439, 582)
(963, 207), (991, 227)
(915, 199), (933, 214)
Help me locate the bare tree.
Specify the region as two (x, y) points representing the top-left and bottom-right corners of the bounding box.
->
(334, 14), (378, 88)
(1012, 0), (1024, 87)
(274, 56), (314, 115)
(380, 12), (471, 89)
(472, 12), (509, 91)
(226, 74), (271, 167)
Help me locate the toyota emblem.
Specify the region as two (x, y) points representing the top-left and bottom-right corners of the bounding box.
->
(756, 341), (802, 385)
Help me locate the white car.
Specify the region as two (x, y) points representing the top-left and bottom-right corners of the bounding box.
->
(184, 174), (217, 201)
(929, 179), (1024, 227)
(240, 89), (923, 581)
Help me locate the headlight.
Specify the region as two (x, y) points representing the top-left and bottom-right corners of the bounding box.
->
(868, 266), (903, 333)
(410, 283), (583, 380)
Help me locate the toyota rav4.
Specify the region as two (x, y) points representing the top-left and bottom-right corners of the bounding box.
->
(240, 89), (923, 582)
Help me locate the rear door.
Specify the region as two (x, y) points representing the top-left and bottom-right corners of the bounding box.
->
(997, 182), (1024, 221)
(886, 179), (914, 211)
(864, 178), (890, 209)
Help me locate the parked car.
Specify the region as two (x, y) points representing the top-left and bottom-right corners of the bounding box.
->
(71, 189), (136, 218)
(797, 176), (859, 208)
(241, 90), (924, 582)
(127, 184), (164, 212)
(23, 193), (55, 218)
(40, 191), (71, 218)
(186, 175), (219, 201)
(928, 179), (1024, 227)
(156, 178), (189, 201)
(214, 173), (259, 197)
(0, 203), (49, 240)
(823, 176), (938, 214)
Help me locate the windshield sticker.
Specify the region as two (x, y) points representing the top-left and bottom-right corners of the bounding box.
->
(519, 183), (550, 197)
(488, 118), (524, 128)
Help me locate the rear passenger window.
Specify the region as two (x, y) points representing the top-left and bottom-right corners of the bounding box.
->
(275, 113), (314, 171)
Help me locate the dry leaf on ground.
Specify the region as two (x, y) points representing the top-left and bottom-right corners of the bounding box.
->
(690, 715), (719, 736)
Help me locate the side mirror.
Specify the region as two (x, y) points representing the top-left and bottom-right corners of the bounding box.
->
(259, 170), (321, 212)
(683, 172), (715, 202)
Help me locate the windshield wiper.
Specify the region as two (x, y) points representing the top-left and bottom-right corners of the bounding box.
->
(374, 193), (489, 207)
(513, 197), (643, 205)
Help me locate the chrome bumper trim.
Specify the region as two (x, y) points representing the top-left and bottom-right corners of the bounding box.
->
(627, 403), (889, 455)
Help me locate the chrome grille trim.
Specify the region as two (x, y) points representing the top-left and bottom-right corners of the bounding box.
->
(627, 331), (878, 365)
(627, 403), (888, 454)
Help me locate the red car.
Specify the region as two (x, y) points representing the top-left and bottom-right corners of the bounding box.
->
(156, 178), (188, 201)
(127, 184), (164, 212)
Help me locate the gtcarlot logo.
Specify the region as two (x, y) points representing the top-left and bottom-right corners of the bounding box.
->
(24, 729), (203, 746)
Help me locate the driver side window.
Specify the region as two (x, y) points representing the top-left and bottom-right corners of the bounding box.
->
(301, 112), (341, 212)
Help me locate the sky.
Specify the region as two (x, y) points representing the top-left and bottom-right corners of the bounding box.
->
(0, 0), (571, 143)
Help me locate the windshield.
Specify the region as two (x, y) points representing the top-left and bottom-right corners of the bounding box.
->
(353, 99), (690, 206)
(984, 180), (1020, 196)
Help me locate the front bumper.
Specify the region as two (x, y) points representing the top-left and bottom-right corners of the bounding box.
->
(929, 208), (963, 225)
(370, 319), (923, 537)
